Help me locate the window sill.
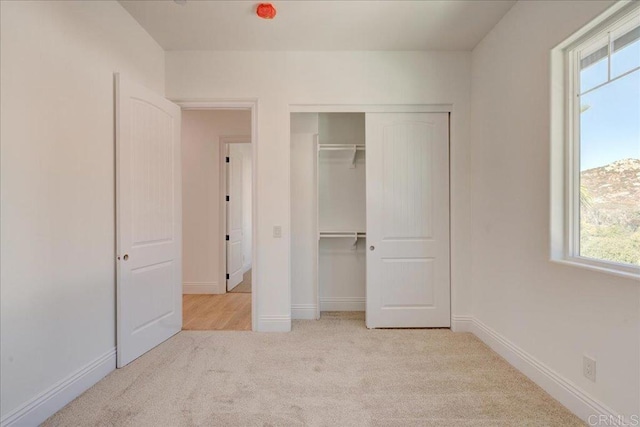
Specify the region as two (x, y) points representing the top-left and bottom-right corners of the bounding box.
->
(551, 257), (640, 281)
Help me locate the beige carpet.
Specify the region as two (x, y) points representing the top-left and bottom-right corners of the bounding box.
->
(229, 269), (251, 293)
(44, 312), (583, 426)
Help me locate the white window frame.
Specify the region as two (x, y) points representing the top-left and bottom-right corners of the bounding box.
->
(550, 1), (640, 280)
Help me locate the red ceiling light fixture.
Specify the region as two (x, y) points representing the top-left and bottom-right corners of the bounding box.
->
(256, 3), (276, 20)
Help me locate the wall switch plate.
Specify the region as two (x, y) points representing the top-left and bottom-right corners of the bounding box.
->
(273, 225), (282, 238)
(583, 355), (596, 382)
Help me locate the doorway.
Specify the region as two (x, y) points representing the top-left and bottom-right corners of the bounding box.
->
(179, 106), (255, 331)
(115, 78), (259, 366)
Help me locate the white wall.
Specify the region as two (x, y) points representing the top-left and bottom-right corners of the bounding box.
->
(166, 51), (473, 331)
(181, 110), (251, 293)
(470, 0), (639, 421)
(291, 114), (319, 319)
(0, 0), (164, 423)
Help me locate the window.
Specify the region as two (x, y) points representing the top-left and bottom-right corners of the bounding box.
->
(551, 3), (640, 278)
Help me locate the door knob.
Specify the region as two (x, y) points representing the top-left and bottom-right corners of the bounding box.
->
(123, 254), (129, 261)
(369, 246), (375, 251)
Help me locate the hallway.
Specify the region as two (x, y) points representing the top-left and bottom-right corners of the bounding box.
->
(182, 293), (251, 331)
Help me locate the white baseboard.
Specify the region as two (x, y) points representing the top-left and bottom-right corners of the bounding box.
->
(1, 348), (116, 427)
(450, 314), (474, 333)
(320, 297), (365, 311)
(458, 316), (620, 425)
(258, 315), (291, 332)
(182, 282), (222, 294)
(292, 304), (318, 320)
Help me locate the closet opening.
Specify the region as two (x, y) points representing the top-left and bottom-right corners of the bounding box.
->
(180, 107), (254, 331)
(291, 107), (452, 329)
(291, 112), (367, 323)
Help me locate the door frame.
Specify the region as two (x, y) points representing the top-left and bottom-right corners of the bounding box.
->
(288, 103), (452, 326)
(220, 136), (252, 293)
(176, 100), (259, 332)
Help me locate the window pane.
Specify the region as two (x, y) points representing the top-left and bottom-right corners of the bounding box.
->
(611, 16), (640, 78)
(579, 70), (640, 266)
(581, 59), (608, 93)
(579, 35), (609, 93)
(612, 38), (640, 78)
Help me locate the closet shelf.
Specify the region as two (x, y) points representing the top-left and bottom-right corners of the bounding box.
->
(318, 144), (365, 168)
(318, 231), (366, 236)
(318, 231), (366, 247)
(317, 144), (365, 150)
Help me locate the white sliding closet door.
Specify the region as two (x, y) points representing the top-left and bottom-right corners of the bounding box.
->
(116, 74), (182, 367)
(366, 113), (450, 328)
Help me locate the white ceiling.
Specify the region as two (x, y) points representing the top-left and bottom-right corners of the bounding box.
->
(119, 0), (516, 51)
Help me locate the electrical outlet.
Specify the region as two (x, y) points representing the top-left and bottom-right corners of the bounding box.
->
(273, 225), (282, 238)
(583, 355), (596, 382)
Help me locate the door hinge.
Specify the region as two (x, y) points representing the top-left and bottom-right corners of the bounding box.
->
(226, 195), (230, 202)
(226, 235), (230, 241)
(225, 156), (230, 163)
(226, 274), (230, 280)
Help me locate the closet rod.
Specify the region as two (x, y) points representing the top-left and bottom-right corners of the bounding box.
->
(319, 234), (366, 238)
(317, 144), (365, 150)
(318, 230), (366, 234)
(318, 231), (366, 248)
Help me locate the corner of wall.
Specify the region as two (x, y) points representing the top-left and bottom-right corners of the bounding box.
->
(258, 315), (291, 332)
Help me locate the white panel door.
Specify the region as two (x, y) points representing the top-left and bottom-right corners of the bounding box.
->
(116, 74), (182, 367)
(226, 144), (244, 290)
(366, 113), (450, 328)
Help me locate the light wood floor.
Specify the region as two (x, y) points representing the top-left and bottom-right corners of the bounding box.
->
(183, 293), (251, 331)
(229, 269), (252, 293)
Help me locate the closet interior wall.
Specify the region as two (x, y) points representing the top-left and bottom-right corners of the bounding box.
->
(290, 113), (366, 319)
